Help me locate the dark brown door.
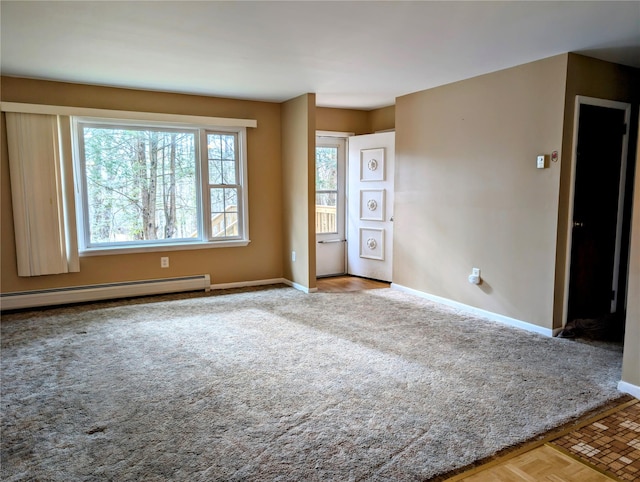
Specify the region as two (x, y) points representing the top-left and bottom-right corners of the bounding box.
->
(567, 103), (626, 321)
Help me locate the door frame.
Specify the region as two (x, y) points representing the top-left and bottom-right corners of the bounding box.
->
(315, 131), (353, 278)
(562, 95), (631, 325)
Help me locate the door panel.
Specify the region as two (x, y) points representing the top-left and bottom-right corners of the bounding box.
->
(568, 103), (627, 320)
(316, 137), (346, 277)
(347, 132), (394, 282)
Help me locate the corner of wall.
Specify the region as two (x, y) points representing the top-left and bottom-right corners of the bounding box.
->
(281, 93), (316, 290)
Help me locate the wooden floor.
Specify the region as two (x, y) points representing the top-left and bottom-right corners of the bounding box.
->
(315, 277), (638, 481)
(460, 444), (615, 482)
(316, 275), (389, 292)
(461, 445), (615, 482)
(450, 398), (639, 481)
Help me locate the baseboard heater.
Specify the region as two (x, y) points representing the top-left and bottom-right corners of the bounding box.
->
(0, 275), (211, 311)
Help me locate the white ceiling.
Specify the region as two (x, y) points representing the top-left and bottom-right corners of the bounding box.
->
(1, 1), (639, 110)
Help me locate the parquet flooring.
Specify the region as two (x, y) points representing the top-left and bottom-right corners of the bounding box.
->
(451, 398), (639, 481)
(551, 401), (640, 480)
(459, 444), (615, 481)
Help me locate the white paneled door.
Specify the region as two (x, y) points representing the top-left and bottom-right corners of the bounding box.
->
(347, 132), (395, 282)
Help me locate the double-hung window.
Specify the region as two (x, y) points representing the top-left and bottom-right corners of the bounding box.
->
(73, 118), (248, 253)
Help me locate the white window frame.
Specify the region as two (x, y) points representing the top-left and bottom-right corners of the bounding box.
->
(203, 130), (244, 241)
(72, 116), (249, 255)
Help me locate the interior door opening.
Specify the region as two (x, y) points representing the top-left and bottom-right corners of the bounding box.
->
(564, 96), (633, 341)
(315, 136), (346, 278)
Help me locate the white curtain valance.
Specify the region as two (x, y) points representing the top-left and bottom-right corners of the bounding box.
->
(1, 102), (258, 128)
(5, 112), (79, 276)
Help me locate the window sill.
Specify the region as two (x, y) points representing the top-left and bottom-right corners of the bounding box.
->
(79, 239), (251, 257)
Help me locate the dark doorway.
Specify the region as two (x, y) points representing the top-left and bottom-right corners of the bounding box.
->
(567, 102), (629, 322)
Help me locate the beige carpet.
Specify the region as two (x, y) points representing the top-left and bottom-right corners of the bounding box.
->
(1, 286), (624, 480)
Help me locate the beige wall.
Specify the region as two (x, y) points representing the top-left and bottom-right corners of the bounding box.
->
(369, 105), (395, 133)
(316, 105), (395, 135)
(316, 107), (369, 135)
(281, 94), (316, 289)
(554, 54), (639, 327)
(1, 77), (284, 291)
(394, 55), (568, 329)
(622, 120), (640, 387)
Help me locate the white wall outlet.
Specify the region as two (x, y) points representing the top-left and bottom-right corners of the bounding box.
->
(468, 267), (481, 285)
(536, 155), (546, 169)
(160, 256), (169, 268)
(291, 250), (296, 262)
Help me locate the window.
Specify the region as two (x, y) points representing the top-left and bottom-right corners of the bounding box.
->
(74, 118), (248, 252)
(207, 132), (240, 238)
(315, 145), (339, 234)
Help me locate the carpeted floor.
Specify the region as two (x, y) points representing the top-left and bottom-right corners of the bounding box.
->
(1, 286), (625, 481)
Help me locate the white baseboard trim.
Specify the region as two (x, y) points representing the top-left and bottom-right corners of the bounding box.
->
(210, 278), (318, 294)
(617, 381), (640, 399)
(1, 275), (211, 311)
(391, 283), (554, 337)
(282, 279), (318, 293)
(210, 278), (288, 290)
(1, 277), (311, 310)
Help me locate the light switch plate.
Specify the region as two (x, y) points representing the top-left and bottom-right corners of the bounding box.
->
(537, 155), (546, 169)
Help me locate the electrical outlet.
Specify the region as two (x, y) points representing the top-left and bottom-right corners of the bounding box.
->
(291, 251), (296, 262)
(161, 257), (169, 268)
(468, 267), (482, 285)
